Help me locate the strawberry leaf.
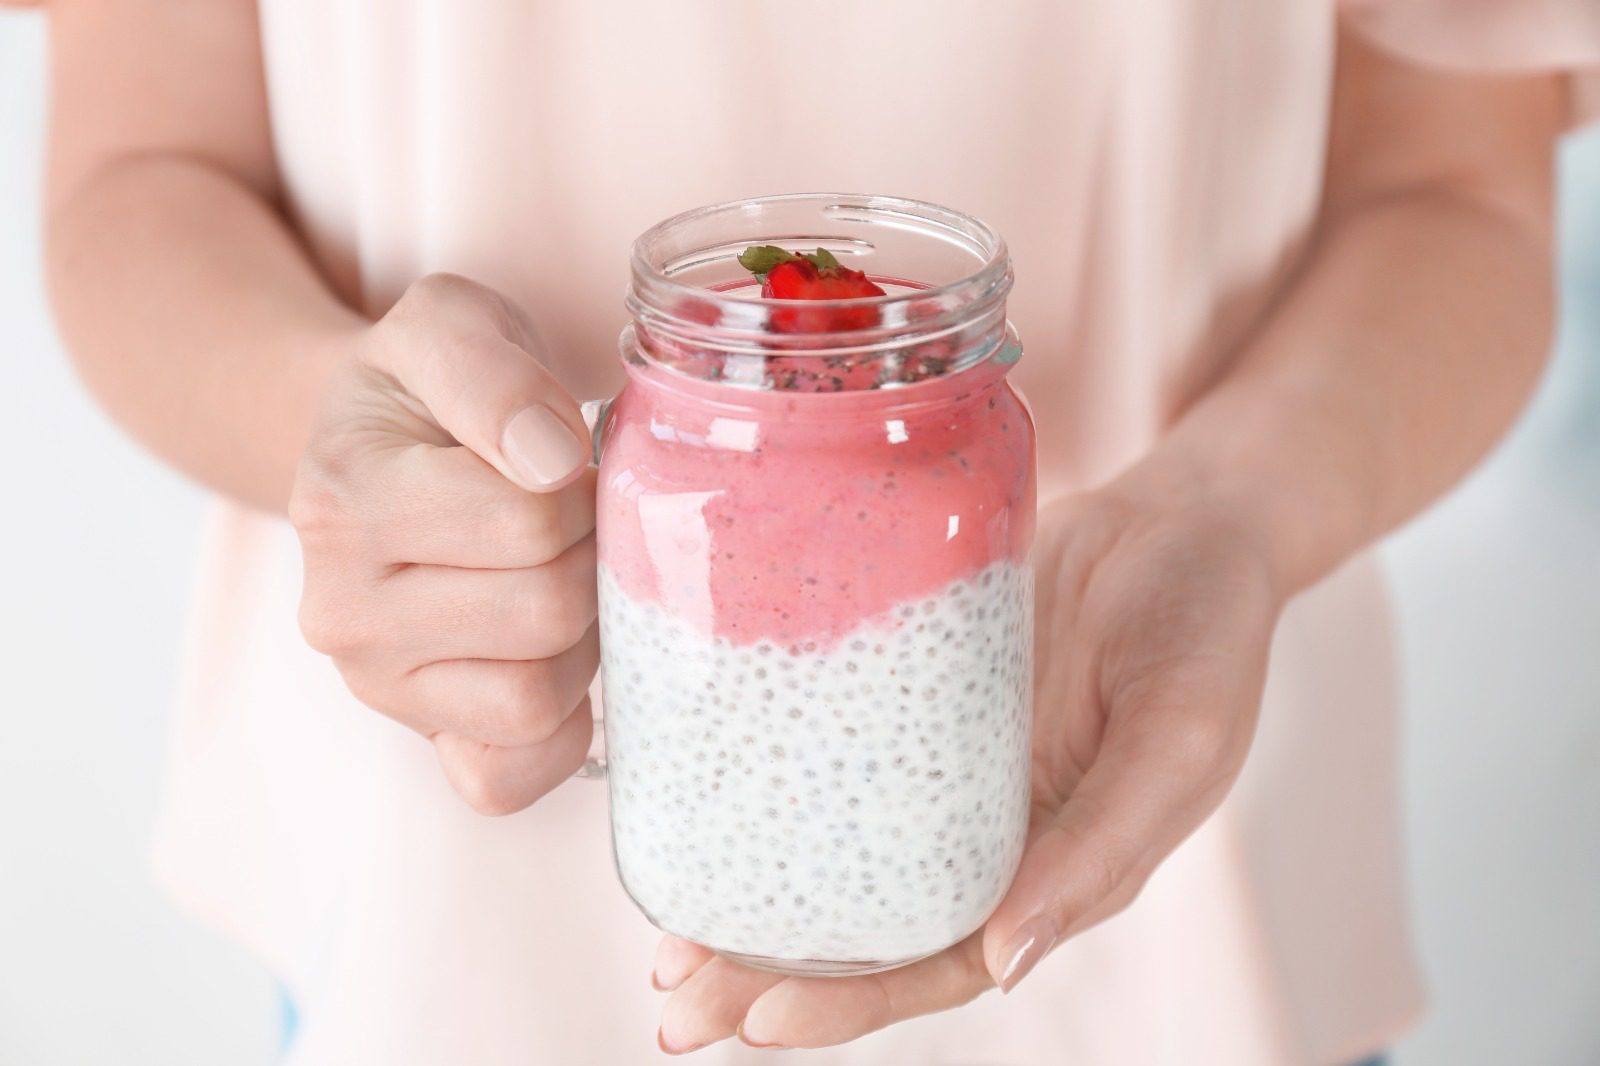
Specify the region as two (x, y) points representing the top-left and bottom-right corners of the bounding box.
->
(803, 248), (842, 272)
(737, 245), (799, 277)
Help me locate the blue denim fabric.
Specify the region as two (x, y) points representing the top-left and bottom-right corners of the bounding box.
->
(279, 986), (299, 1052)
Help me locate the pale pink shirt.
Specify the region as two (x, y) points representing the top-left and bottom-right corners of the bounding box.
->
(151, 3), (1599, 1064)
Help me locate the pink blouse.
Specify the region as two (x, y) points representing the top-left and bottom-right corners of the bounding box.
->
(150, 2), (1598, 1063)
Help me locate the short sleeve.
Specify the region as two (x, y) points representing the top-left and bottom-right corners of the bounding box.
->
(1343, 0), (1600, 127)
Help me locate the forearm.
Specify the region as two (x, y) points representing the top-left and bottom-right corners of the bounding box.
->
(44, 0), (365, 513)
(46, 155), (363, 512)
(1122, 187), (1552, 595)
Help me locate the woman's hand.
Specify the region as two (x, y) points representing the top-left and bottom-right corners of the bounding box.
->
(653, 481), (1283, 1052)
(291, 273), (599, 815)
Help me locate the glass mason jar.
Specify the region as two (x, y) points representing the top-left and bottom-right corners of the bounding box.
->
(593, 193), (1035, 976)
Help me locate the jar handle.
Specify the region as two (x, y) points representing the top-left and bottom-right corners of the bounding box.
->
(574, 395), (615, 779)
(580, 395), (615, 466)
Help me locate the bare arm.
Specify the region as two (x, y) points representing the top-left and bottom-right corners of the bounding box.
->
(1125, 23), (1562, 595)
(45, 0), (362, 512)
(45, 0), (602, 814)
(655, 23), (1570, 1051)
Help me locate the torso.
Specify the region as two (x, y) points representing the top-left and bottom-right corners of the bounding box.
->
(257, 0), (1333, 494)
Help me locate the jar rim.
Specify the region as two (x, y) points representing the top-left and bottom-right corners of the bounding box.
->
(628, 192), (1012, 329)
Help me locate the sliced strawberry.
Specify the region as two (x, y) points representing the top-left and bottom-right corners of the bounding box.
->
(737, 245), (886, 333)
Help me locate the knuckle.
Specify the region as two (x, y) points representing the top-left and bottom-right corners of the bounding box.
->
(288, 441), (367, 545)
(538, 583), (595, 650)
(297, 604), (341, 657)
(1163, 711), (1245, 785)
(947, 937), (993, 1008)
(394, 273), (530, 351)
(380, 276), (468, 353)
(1121, 864), (1156, 907)
(296, 593), (335, 654)
(452, 764), (521, 817)
(297, 590), (366, 658)
(1117, 678), (1247, 789)
(493, 666), (567, 746)
(406, 271), (476, 308)
(1081, 828), (1141, 906)
(400, 273), (509, 335)
(330, 661), (392, 717)
(514, 566), (595, 655)
(1085, 846), (1125, 906)
(287, 468), (348, 542)
(1097, 862), (1156, 925)
(492, 496), (565, 563)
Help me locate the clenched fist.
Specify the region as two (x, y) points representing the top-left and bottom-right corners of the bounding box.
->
(290, 273), (599, 814)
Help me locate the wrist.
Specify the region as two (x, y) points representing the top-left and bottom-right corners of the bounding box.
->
(1102, 444), (1321, 605)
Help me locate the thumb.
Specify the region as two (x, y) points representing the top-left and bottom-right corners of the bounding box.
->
(980, 713), (1234, 992)
(372, 273), (591, 493)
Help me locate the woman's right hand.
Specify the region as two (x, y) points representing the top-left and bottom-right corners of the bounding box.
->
(290, 273), (599, 815)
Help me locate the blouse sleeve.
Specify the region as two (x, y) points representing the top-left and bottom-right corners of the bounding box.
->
(1342, 0), (1600, 127)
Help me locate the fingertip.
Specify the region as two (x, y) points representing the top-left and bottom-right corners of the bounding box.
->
(652, 936), (713, 992)
(739, 976), (873, 1050)
(992, 914), (1057, 993)
(980, 894), (1047, 986)
(735, 989), (785, 1049)
(980, 864), (1049, 981)
(659, 957), (786, 1053)
(736, 1019), (782, 1049)
(657, 1026), (701, 1056)
(734, 1004), (784, 1049)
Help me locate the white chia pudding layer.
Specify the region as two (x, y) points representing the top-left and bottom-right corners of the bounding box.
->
(598, 561), (1033, 966)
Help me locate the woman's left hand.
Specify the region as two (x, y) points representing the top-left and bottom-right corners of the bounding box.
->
(653, 479), (1284, 1053)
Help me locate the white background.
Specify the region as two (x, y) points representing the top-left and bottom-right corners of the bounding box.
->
(2, 12), (1597, 1065)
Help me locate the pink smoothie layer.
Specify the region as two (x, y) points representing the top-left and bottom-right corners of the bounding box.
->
(596, 357), (1035, 648)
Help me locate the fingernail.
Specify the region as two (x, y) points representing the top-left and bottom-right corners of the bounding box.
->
(651, 942), (698, 992)
(657, 1026), (702, 1056)
(996, 914), (1057, 993)
(737, 1020), (783, 1049)
(501, 405), (586, 489)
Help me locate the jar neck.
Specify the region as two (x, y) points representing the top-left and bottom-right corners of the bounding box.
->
(620, 323), (1021, 424)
